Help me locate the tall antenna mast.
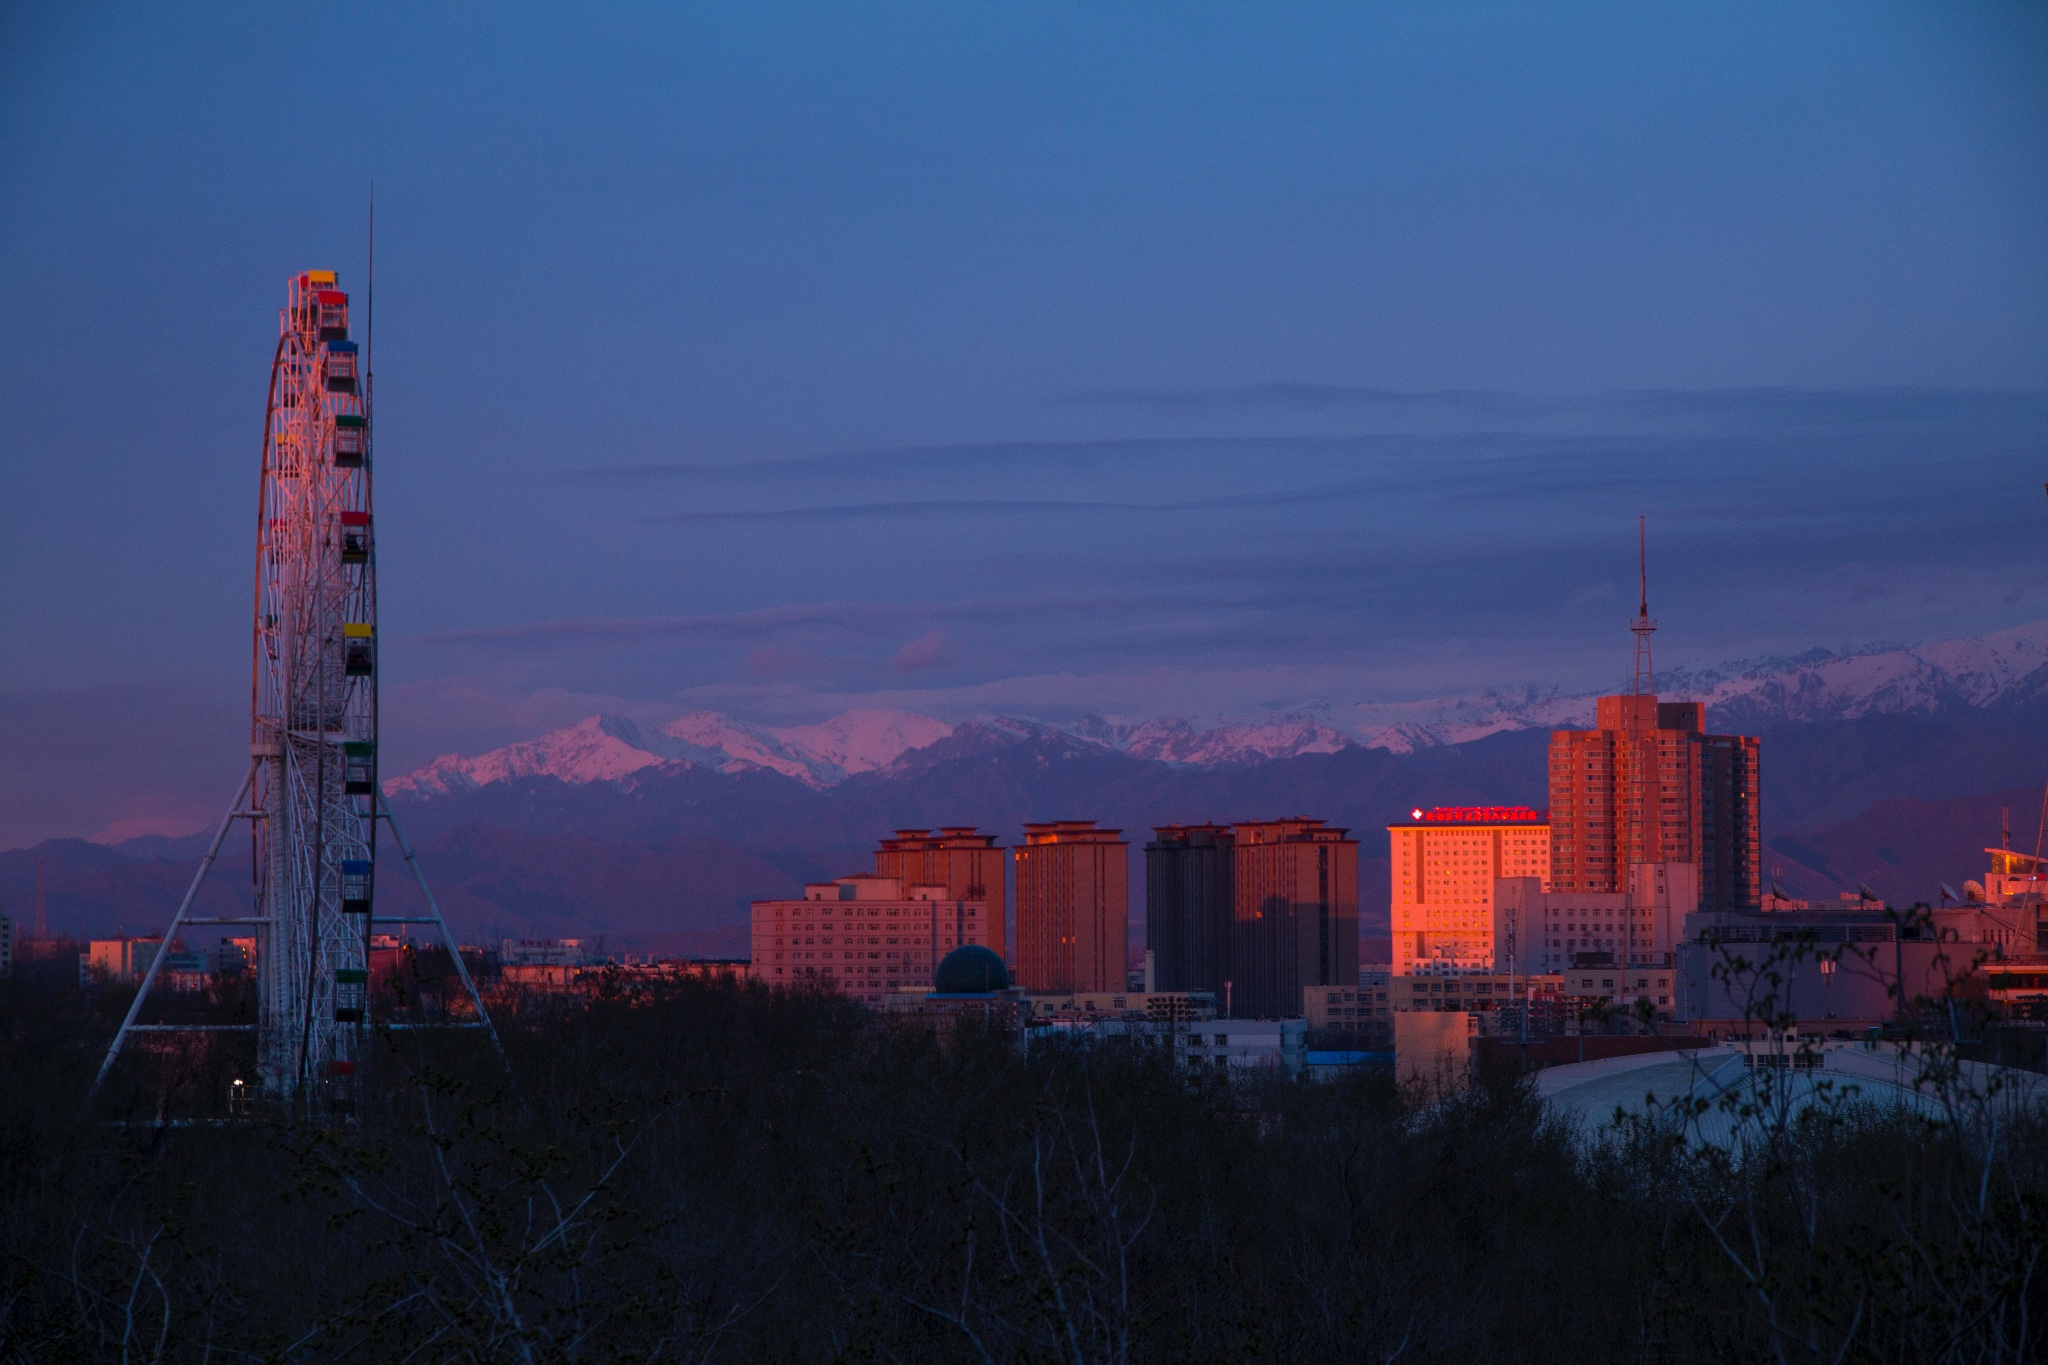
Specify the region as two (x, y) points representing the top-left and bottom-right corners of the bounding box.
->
(35, 856), (46, 940)
(1631, 515), (1657, 696)
(366, 184), (374, 393)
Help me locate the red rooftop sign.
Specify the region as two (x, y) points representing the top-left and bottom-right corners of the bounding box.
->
(1408, 805), (1546, 824)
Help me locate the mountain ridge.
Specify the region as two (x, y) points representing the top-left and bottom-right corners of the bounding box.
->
(388, 620), (2048, 798)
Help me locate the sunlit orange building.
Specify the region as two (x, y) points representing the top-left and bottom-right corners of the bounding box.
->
(874, 827), (1008, 956)
(1548, 696), (1760, 910)
(1014, 821), (1127, 993)
(1388, 807), (1551, 976)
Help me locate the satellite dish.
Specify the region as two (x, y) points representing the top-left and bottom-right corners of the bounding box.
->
(1941, 882), (1960, 905)
(1857, 884), (1878, 903)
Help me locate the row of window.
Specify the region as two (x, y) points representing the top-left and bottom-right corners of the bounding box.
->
(769, 936), (964, 947)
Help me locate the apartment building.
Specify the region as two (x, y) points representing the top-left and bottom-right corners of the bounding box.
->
(751, 875), (996, 1006)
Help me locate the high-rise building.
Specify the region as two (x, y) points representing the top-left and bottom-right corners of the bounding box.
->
(1145, 824), (1235, 996)
(874, 828), (1008, 956)
(1388, 806), (1551, 976)
(1228, 819), (1358, 1019)
(1548, 696), (1760, 910)
(1014, 821), (1128, 993)
(750, 875), (996, 1006)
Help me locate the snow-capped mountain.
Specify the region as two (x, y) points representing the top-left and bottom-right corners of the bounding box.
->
(1069, 715), (1356, 765)
(387, 709), (957, 797)
(388, 621), (2048, 799)
(1347, 620), (2048, 750)
(654, 709), (949, 785)
(388, 716), (671, 797)
(1678, 621), (2048, 726)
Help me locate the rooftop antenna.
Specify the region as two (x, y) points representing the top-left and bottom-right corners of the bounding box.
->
(1631, 515), (1657, 696)
(366, 183), (374, 399)
(35, 855), (46, 940)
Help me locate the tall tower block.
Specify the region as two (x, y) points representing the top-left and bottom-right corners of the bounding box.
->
(1229, 819), (1358, 1019)
(1549, 700), (1760, 909)
(874, 828), (1009, 957)
(1014, 821), (1127, 993)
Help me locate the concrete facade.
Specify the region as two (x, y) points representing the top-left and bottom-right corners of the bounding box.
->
(1304, 968), (1392, 1039)
(1548, 695), (1760, 911)
(1145, 824), (1235, 997)
(1177, 1017), (1308, 1076)
(1015, 821), (1128, 994)
(84, 936), (160, 985)
(874, 828), (1009, 959)
(751, 875), (996, 1006)
(1493, 861), (1698, 975)
(1388, 808), (1550, 975)
(1229, 819), (1359, 1019)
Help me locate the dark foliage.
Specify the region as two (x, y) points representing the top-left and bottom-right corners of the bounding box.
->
(1, 971), (2042, 1363)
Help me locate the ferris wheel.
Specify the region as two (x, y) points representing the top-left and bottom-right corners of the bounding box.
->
(249, 270), (379, 1090)
(94, 270), (498, 1111)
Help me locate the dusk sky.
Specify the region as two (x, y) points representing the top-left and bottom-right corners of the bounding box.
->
(3, 3), (2046, 845)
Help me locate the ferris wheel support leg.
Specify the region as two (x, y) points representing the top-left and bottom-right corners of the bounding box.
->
(89, 762), (258, 1104)
(376, 791), (505, 1064)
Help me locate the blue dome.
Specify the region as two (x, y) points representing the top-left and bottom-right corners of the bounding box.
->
(933, 945), (1009, 994)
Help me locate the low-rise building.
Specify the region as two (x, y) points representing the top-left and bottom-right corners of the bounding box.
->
(150, 942), (249, 991)
(83, 936), (161, 985)
(1023, 990), (1217, 1023)
(1387, 971), (1616, 1035)
(501, 937), (587, 966)
(753, 875), (997, 1006)
(1494, 861), (1697, 976)
(1176, 1018), (1307, 1076)
(1304, 968), (1392, 1045)
(1391, 971), (1564, 1013)
(1985, 965), (2048, 1021)
(1557, 962), (1677, 1013)
(1395, 1011), (1470, 1090)
(1674, 905), (2022, 1030)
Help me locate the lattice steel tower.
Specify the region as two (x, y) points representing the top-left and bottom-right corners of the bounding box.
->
(94, 270), (496, 1111)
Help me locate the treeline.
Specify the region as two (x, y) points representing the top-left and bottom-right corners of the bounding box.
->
(0, 971), (2042, 1363)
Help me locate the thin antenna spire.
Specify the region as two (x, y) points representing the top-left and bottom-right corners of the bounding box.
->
(1631, 515), (1657, 696)
(35, 855), (46, 940)
(366, 183), (374, 389)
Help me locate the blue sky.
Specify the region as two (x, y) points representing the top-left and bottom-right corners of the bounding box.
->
(2, 2), (2046, 844)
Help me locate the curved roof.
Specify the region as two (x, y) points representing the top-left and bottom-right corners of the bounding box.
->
(933, 945), (1009, 994)
(1537, 1043), (2047, 1151)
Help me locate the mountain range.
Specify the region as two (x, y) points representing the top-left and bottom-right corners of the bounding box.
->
(10, 622), (2048, 957)
(387, 620), (2048, 800)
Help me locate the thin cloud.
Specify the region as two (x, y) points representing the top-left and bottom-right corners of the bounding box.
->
(1061, 383), (1527, 412)
(396, 589), (1222, 649)
(642, 483), (1397, 524)
(540, 432), (1466, 486)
